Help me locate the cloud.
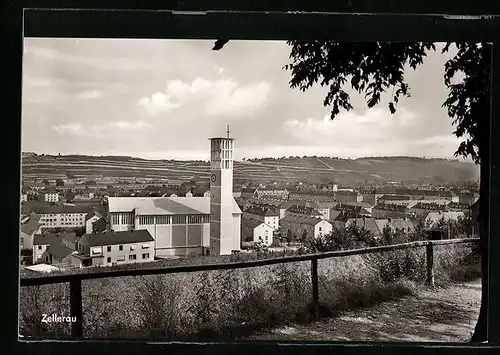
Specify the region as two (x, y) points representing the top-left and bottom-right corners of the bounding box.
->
(53, 120), (152, 137)
(136, 78), (272, 117)
(77, 90), (102, 100)
(53, 123), (85, 135)
(109, 120), (152, 130)
(24, 77), (66, 88)
(136, 92), (182, 116)
(214, 66), (224, 74)
(282, 108), (461, 158)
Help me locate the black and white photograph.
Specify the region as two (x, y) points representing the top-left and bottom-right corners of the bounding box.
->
(19, 38), (485, 342)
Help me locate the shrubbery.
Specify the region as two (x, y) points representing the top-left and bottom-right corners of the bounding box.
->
(19, 216), (480, 340)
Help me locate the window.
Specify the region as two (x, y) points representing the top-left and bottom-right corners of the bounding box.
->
(107, 246), (111, 252)
(111, 213), (119, 225)
(122, 212), (134, 225)
(142, 253), (149, 259)
(156, 215), (171, 225)
(172, 215), (186, 224)
(119, 245), (123, 251)
(142, 244), (150, 249)
(107, 257), (111, 263)
(129, 254), (137, 260)
(138, 215), (155, 225)
(130, 245), (135, 251)
(38, 245), (42, 250)
(91, 247), (101, 255)
(319, 227), (322, 232)
(188, 215), (203, 224)
(116, 255), (125, 261)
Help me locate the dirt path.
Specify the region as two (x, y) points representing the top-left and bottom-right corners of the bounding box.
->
(244, 279), (481, 342)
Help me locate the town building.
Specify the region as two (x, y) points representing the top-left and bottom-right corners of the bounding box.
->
(85, 213), (107, 234)
(209, 127), (242, 255)
(76, 230), (155, 267)
(371, 203), (409, 219)
(108, 196), (240, 257)
(34, 205), (90, 229)
(32, 232), (77, 264)
(241, 217), (274, 246)
(44, 192), (59, 203)
(285, 205), (324, 220)
(242, 204), (280, 230)
(335, 191), (363, 203)
(20, 213), (42, 250)
(41, 243), (76, 266)
(280, 215), (333, 241)
(253, 188), (290, 200)
(345, 217), (383, 238)
(424, 211), (465, 226)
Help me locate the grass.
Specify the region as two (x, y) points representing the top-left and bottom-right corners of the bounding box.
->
(18, 243), (480, 340)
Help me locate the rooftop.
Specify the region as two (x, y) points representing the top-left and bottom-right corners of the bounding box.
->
(80, 230), (154, 247)
(241, 217), (270, 230)
(286, 205), (323, 216)
(20, 213), (41, 236)
(32, 205), (92, 215)
(33, 233), (62, 246)
(244, 204), (280, 217)
(107, 196), (241, 215)
(46, 243), (74, 259)
(281, 215), (328, 226)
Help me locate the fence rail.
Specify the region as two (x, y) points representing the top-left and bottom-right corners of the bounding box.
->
(19, 237), (480, 338)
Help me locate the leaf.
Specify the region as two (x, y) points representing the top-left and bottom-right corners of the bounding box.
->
(389, 102), (396, 114)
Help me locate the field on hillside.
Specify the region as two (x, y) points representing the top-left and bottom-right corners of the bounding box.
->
(21, 155), (479, 185)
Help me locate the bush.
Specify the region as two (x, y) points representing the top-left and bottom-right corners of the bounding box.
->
(19, 242), (480, 340)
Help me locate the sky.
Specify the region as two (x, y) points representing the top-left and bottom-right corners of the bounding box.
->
(22, 38), (470, 161)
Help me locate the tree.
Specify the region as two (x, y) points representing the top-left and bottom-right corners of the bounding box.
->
(281, 41), (490, 342)
(55, 179), (64, 187)
(42, 179), (49, 186)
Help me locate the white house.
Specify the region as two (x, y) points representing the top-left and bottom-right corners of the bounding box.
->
(425, 211), (465, 226)
(76, 230), (155, 267)
(280, 215), (333, 241)
(44, 192), (59, 203)
(241, 217), (274, 246)
(32, 233), (64, 264)
(253, 188), (289, 200)
(85, 213), (106, 234)
(20, 213), (42, 250)
(242, 204), (280, 231)
(35, 205), (90, 229)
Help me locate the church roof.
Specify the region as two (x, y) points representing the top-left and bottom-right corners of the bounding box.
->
(107, 196), (242, 215)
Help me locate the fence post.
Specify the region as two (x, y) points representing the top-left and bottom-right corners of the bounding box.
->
(426, 243), (435, 287)
(70, 279), (83, 337)
(311, 258), (319, 320)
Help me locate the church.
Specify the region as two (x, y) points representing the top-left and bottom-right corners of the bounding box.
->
(107, 128), (242, 257)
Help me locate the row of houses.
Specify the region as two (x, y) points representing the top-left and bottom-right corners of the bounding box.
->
(19, 207), (107, 250)
(251, 187), (478, 206)
(32, 229), (155, 267)
(239, 194), (472, 247)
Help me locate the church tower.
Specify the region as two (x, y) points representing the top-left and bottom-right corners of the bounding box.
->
(209, 126), (235, 255)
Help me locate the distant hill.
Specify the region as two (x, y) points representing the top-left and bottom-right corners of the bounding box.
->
(21, 154), (479, 185)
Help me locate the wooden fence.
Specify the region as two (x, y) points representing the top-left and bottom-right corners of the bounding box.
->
(19, 237), (479, 338)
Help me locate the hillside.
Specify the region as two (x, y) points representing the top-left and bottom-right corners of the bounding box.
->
(20, 154), (479, 185)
